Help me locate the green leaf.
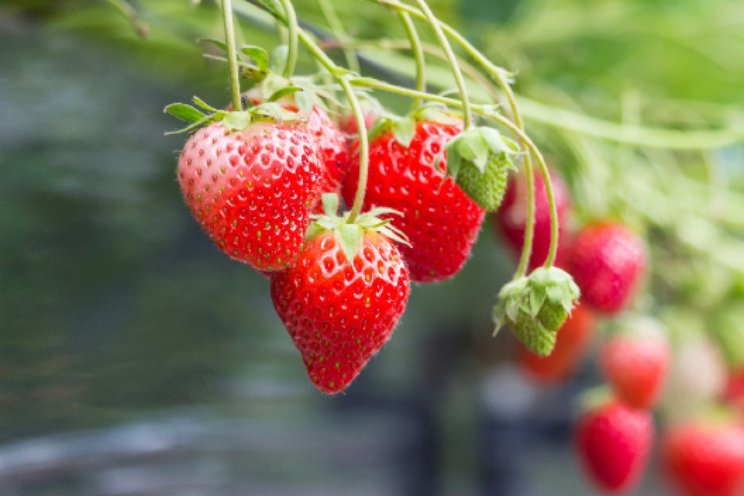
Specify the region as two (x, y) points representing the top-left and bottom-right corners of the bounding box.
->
(164, 103), (204, 123)
(391, 117), (416, 147)
(241, 45), (270, 72)
(337, 223), (363, 263)
(322, 193), (339, 216)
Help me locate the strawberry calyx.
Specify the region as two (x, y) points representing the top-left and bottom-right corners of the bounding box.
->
(164, 94), (304, 135)
(368, 104), (460, 147)
(442, 126), (519, 211)
(493, 266), (581, 356)
(306, 193), (410, 263)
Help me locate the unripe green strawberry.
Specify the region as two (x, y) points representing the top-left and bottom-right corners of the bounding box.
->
(494, 266), (581, 356)
(444, 126), (516, 211)
(455, 152), (511, 213)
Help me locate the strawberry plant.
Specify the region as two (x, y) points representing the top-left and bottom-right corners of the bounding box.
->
(73, 0), (744, 492)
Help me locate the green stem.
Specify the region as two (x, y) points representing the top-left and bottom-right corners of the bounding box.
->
(413, 0), (472, 128)
(295, 30), (369, 223)
(221, 0), (243, 111)
(318, 0), (360, 74)
(276, 0), (298, 78)
(375, 0), (550, 270)
(396, 11), (426, 108)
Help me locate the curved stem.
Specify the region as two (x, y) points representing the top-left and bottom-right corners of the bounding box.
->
(276, 0), (298, 78)
(513, 160), (536, 277)
(318, 0), (360, 74)
(375, 0), (549, 270)
(397, 11), (426, 108)
(221, 0), (242, 110)
(413, 0), (472, 128)
(340, 77), (369, 222)
(294, 30), (369, 223)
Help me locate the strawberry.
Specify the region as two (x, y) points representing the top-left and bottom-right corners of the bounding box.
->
(664, 419), (744, 496)
(600, 322), (670, 410)
(270, 196), (411, 394)
(177, 117), (321, 271)
(494, 170), (571, 269)
(342, 118), (485, 283)
(723, 368), (744, 416)
(568, 223), (646, 314)
(576, 395), (653, 493)
(237, 88), (349, 209)
(518, 301), (595, 383)
(338, 109), (377, 136)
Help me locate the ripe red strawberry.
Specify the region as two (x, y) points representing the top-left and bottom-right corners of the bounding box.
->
(518, 301), (596, 383)
(270, 204), (411, 394)
(338, 109), (377, 136)
(576, 396), (653, 493)
(664, 419), (744, 496)
(342, 119), (485, 283)
(723, 368), (744, 416)
(177, 121), (321, 271)
(568, 223), (646, 314)
(600, 326), (670, 410)
(236, 90), (349, 208)
(302, 104), (349, 201)
(495, 170), (571, 269)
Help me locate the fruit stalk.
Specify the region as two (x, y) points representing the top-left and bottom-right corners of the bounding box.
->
(373, 0), (553, 270)
(276, 0), (299, 78)
(317, 0), (359, 73)
(396, 11), (425, 108)
(221, 0), (243, 111)
(293, 29), (370, 223)
(413, 0), (472, 128)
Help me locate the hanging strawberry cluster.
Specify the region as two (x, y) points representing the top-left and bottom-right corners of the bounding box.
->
(165, 0), (579, 394)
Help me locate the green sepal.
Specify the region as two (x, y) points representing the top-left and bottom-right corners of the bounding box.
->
(267, 86), (303, 103)
(164, 103), (205, 124)
(164, 96), (303, 135)
(444, 127), (518, 211)
(366, 114), (416, 147)
(337, 223), (363, 263)
(391, 116), (416, 147)
(305, 194), (410, 260)
(241, 45), (270, 73)
(493, 267), (580, 356)
(222, 111), (252, 131)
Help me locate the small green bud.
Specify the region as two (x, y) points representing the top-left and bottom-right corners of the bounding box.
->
(493, 267), (581, 356)
(444, 127), (517, 211)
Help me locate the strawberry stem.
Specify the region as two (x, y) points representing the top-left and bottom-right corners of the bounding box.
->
(276, 0), (298, 78)
(221, 0), (242, 111)
(413, 0), (472, 129)
(318, 0), (360, 74)
(396, 11), (425, 109)
(292, 29), (370, 223)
